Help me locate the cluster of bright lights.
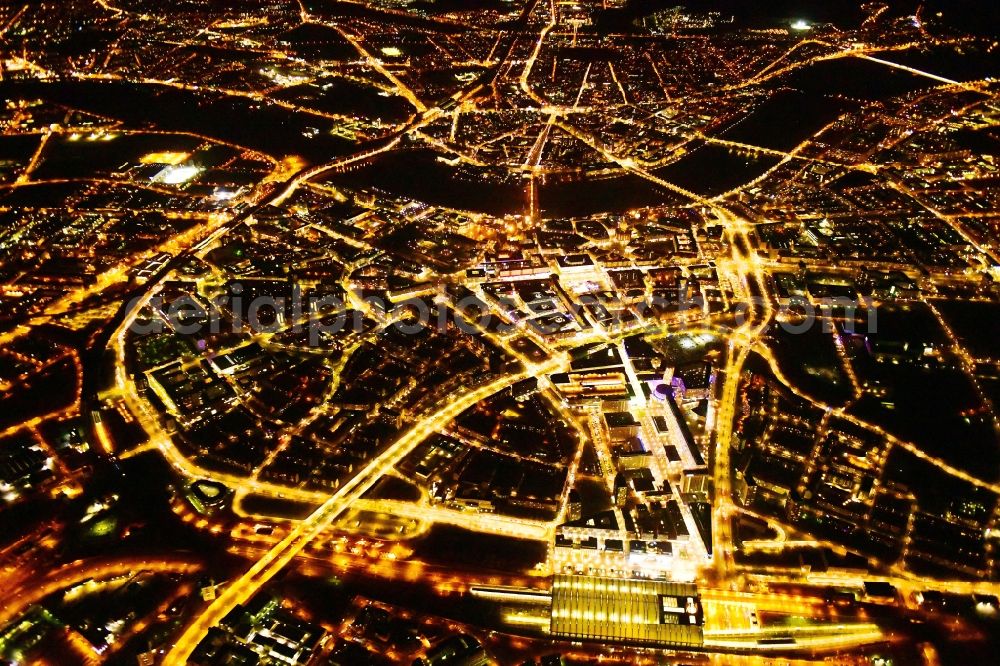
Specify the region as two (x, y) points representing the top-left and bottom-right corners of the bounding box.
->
(153, 165), (202, 185)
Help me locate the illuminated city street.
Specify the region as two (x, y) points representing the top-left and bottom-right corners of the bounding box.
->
(0, 1), (998, 665)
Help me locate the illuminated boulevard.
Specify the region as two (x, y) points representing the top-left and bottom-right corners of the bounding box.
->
(0, 1), (999, 664)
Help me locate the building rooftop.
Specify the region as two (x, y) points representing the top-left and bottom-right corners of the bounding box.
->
(550, 575), (703, 647)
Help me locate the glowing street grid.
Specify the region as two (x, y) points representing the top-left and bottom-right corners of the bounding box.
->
(0, 1), (998, 665)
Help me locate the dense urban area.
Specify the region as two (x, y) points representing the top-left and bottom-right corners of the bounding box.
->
(0, 0), (999, 664)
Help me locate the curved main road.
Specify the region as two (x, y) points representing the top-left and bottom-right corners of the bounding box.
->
(163, 361), (561, 664)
